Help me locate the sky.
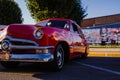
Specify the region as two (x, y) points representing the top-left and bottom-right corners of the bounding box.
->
(15, 0), (120, 24)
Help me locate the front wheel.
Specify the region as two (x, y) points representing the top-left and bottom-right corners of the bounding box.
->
(52, 44), (64, 71)
(0, 61), (20, 69)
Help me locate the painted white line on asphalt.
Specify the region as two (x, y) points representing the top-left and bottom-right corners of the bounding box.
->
(75, 62), (120, 75)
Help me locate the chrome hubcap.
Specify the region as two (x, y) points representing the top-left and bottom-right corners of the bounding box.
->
(57, 47), (64, 68)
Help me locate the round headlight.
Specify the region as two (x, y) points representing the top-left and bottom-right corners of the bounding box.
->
(34, 29), (43, 39)
(1, 40), (11, 52)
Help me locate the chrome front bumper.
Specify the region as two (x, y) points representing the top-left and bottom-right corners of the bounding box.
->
(0, 43), (54, 62)
(0, 53), (54, 62)
(0, 36), (54, 62)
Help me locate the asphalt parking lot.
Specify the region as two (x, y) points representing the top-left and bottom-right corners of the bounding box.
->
(0, 57), (120, 80)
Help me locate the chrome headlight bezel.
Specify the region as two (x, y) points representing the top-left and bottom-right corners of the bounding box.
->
(34, 29), (43, 39)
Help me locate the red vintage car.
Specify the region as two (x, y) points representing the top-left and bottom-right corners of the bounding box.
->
(0, 18), (89, 70)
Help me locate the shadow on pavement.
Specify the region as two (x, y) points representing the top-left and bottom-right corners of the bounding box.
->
(0, 57), (120, 80)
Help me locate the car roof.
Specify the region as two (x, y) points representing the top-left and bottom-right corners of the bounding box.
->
(36, 18), (78, 26)
(37, 18), (74, 23)
(48, 18), (70, 21)
(48, 18), (77, 24)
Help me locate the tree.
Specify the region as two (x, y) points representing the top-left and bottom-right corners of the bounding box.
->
(0, 0), (23, 25)
(26, 0), (87, 25)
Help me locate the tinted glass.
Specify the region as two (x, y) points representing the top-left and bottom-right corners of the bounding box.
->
(46, 20), (67, 29)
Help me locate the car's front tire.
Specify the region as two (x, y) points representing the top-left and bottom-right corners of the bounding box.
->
(52, 44), (64, 71)
(0, 61), (20, 69)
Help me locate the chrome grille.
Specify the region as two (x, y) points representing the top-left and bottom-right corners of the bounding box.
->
(4, 36), (38, 46)
(2, 36), (38, 54)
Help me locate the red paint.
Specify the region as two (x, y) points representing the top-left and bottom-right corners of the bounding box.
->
(0, 18), (89, 60)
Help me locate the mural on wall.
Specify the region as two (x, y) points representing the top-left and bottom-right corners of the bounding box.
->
(82, 23), (120, 45)
(82, 29), (101, 44)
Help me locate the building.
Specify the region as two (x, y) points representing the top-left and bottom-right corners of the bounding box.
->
(81, 14), (120, 28)
(81, 14), (120, 45)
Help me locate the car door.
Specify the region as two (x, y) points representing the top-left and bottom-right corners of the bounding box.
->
(70, 22), (86, 57)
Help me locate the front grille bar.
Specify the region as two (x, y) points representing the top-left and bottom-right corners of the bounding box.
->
(6, 36), (38, 46)
(11, 45), (54, 50)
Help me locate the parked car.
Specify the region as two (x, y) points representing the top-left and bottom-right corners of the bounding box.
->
(0, 18), (89, 71)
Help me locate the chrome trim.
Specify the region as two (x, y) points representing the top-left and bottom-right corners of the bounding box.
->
(0, 36), (55, 62)
(11, 45), (54, 49)
(1, 53), (54, 62)
(34, 29), (43, 39)
(1, 40), (12, 52)
(1, 37), (54, 51)
(6, 36), (38, 46)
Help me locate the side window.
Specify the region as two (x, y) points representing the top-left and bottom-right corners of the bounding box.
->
(70, 23), (79, 34)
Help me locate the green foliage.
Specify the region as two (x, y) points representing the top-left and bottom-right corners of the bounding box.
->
(26, 0), (87, 25)
(0, 0), (23, 25)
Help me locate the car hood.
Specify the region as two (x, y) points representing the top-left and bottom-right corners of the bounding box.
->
(7, 24), (36, 40)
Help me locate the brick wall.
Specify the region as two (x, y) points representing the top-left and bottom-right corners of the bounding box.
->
(81, 14), (120, 28)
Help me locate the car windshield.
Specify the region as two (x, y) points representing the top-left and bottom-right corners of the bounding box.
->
(46, 20), (67, 29)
